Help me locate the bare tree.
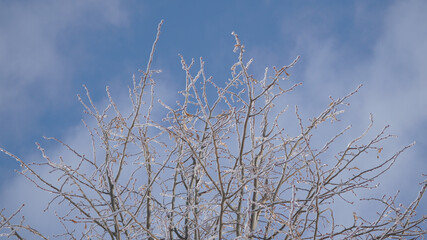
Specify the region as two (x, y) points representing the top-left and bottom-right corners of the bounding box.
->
(1, 20), (426, 240)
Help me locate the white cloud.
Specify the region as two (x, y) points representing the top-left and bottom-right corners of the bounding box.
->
(277, 0), (426, 181)
(362, 0), (427, 134)
(357, 1), (427, 214)
(263, 0), (427, 225)
(0, 0), (128, 142)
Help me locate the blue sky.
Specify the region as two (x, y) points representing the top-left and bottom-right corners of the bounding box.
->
(1, 0), (426, 235)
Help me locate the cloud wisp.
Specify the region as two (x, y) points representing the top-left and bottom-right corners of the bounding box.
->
(0, 0), (127, 148)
